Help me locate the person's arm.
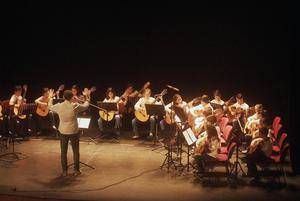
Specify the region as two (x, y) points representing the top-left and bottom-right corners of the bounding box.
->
(134, 98), (143, 111)
(9, 95), (16, 106)
(74, 101), (90, 113)
(35, 96), (47, 105)
(165, 103), (172, 113)
(47, 89), (60, 113)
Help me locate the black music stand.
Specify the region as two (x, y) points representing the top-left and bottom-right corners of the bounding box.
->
(145, 104), (165, 145)
(53, 98), (65, 105)
(97, 102), (119, 142)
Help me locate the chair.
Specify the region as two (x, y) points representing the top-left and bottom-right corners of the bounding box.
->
(260, 143), (290, 184)
(204, 142), (237, 178)
(272, 116), (281, 131)
(222, 125), (233, 142)
(218, 117), (229, 133)
(272, 133), (287, 153)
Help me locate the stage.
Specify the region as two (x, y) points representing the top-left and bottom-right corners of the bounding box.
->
(0, 136), (299, 201)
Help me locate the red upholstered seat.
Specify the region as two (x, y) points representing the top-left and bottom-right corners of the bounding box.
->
(216, 154), (228, 161)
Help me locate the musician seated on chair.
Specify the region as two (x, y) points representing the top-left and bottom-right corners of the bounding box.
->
(211, 89), (225, 107)
(34, 87), (56, 135)
(232, 93), (249, 111)
(9, 85), (32, 137)
(98, 87), (122, 136)
(246, 127), (272, 180)
(244, 104), (264, 132)
(71, 85), (82, 103)
(189, 95), (213, 118)
(160, 94), (188, 132)
(132, 88), (162, 139)
(193, 124), (221, 175)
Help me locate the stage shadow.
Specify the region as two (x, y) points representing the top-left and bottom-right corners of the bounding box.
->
(29, 174), (84, 189)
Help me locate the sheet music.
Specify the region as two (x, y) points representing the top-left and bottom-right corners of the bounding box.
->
(183, 128), (197, 146)
(77, 117), (91, 129)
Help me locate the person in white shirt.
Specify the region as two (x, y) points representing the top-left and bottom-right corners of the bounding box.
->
(34, 88), (56, 135)
(189, 95), (213, 118)
(48, 89), (90, 177)
(193, 124), (221, 174)
(9, 85), (23, 106)
(98, 87), (122, 135)
(233, 93), (249, 111)
(210, 90), (225, 107)
(246, 127), (272, 180)
(245, 104), (264, 133)
(9, 85), (31, 137)
(160, 94), (188, 131)
(132, 88), (161, 139)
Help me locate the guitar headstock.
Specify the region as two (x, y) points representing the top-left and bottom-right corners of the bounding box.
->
(89, 86), (97, 93)
(143, 81), (150, 90)
(23, 84), (28, 92)
(58, 84), (65, 91)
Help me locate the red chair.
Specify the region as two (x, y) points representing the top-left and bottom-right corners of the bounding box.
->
(222, 125), (233, 142)
(204, 142), (237, 178)
(272, 133), (287, 152)
(272, 116), (281, 131)
(273, 124), (282, 141)
(218, 117), (229, 133)
(260, 143), (290, 184)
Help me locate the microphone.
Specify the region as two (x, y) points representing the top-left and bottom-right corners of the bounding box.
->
(166, 85), (180, 92)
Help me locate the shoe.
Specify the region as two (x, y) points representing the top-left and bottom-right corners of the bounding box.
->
(132, 135), (139, 139)
(147, 133), (154, 140)
(242, 149), (248, 154)
(61, 171), (68, 177)
(52, 125), (57, 130)
(73, 170), (81, 176)
(116, 131), (121, 136)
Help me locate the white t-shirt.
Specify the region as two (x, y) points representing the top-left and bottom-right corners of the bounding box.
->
(9, 94), (23, 106)
(233, 102), (249, 111)
(103, 96), (120, 103)
(211, 99), (225, 106)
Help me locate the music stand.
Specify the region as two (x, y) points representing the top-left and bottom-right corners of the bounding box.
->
(67, 117), (95, 170)
(145, 104), (165, 145)
(53, 98), (65, 105)
(97, 102), (119, 142)
(182, 127), (197, 172)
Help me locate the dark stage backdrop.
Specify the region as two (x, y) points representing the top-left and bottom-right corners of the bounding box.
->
(0, 3), (295, 171)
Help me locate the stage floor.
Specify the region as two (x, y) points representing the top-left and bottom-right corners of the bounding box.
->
(0, 137), (299, 201)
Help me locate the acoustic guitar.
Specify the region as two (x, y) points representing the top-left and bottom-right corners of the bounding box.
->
(99, 86), (132, 121)
(13, 84), (28, 119)
(134, 88), (167, 122)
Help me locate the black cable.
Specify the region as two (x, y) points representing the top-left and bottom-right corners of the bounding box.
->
(13, 168), (160, 193)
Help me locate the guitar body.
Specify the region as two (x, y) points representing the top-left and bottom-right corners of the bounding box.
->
(36, 104), (49, 117)
(99, 111), (115, 121)
(134, 110), (149, 122)
(165, 112), (175, 124)
(13, 104), (26, 119)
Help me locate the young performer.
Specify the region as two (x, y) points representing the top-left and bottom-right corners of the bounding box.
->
(9, 85), (31, 137)
(211, 90), (225, 106)
(246, 127), (272, 180)
(48, 89), (90, 177)
(193, 124), (221, 174)
(132, 88), (161, 139)
(98, 87), (122, 135)
(160, 94), (188, 131)
(34, 88), (56, 135)
(233, 93), (249, 111)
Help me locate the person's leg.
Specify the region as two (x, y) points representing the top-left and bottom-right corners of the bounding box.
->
(98, 117), (104, 133)
(149, 116), (156, 136)
(246, 152), (258, 177)
(70, 133), (80, 173)
(160, 119), (166, 131)
(114, 115), (121, 135)
(132, 118), (139, 138)
(49, 111), (57, 129)
(60, 134), (69, 175)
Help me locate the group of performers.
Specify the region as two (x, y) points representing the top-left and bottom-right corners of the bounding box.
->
(0, 82), (277, 179)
